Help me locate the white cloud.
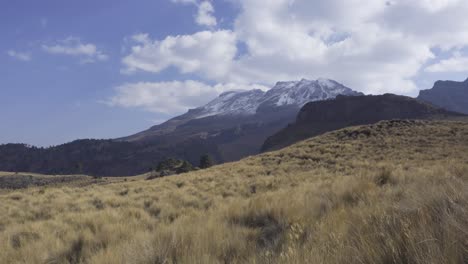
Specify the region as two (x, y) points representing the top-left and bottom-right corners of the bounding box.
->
(115, 0), (468, 114)
(228, 0), (447, 94)
(171, 0), (217, 27)
(7, 50), (31, 61)
(122, 30), (237, 80)
(105, 80), (267, 114)
(378, 0), (468, 50)
(42, 37), (108, 63)
(196, 1), (217, 27)
(425, 52), (468, 72)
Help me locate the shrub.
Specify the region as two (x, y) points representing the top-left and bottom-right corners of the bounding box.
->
(199, 154), (215, 169)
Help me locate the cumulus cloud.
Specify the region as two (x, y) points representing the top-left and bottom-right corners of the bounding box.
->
(425, 52), (468, 72)
(196, 1), (217, 27)
(171, 0), (217, 27)
(105, 80), (268, 114)
(122, 30), (237, 79)
(227, 0), (459, 94)
(42, 37), (108, 63)
(115, 0), (468, 114)
(7, 50), (31, 61)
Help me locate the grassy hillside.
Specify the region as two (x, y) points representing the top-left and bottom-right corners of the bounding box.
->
(262, 94), (467, 152)
(0, 172), (140, 195)
(1, 120), (468, 263)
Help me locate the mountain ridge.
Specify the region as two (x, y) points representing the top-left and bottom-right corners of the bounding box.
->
(417, 78), (468, 114)
(262, 93), (466, 152)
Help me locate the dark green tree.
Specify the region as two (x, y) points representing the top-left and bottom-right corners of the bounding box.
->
(199, 154), (215, 169)
(176, 161), (194, 174)
(156, 158), (178, 172)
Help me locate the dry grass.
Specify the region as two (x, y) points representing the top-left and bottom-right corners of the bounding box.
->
(1, 120), (468, 263)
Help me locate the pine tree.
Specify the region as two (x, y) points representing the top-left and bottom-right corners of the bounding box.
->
(199, 154), (215, 169)
(176, 161), (194, 174)
(156, 158), (178, 172)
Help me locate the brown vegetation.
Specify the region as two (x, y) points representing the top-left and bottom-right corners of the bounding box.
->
(1, 120), (468, 263)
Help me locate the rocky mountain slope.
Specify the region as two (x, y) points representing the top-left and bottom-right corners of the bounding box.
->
(418, 78), (468, 114)
(262, 94), (466, 152)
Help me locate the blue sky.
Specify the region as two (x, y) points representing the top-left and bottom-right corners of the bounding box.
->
(0, 0), (237, 146)
(2, 0), (468, 146)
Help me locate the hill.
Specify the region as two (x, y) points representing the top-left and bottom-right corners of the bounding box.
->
(418, 78), (468, 114)
(0, 139), (218, 177)
(1, 120), (467, 263)
(262, 94), (466, 152)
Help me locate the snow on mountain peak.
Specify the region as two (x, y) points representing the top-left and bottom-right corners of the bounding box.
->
(193, 79), (362, 118)
(262, 78), (360, 108)
(195, 89), (265, 118)
(317, 78), (336, 87)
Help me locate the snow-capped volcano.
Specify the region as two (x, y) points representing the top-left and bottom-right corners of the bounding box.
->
(120, 78), (363, 164)
(122, 78), (362, 145)
(193, 78), (362, 118)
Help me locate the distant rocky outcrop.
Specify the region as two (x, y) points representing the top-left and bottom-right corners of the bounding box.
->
(418, 78), (468, 114)
(262, 94), (466, 152)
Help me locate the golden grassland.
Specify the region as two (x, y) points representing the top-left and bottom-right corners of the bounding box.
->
(1, 120), (468, 264)
(0, 173), (134, 196)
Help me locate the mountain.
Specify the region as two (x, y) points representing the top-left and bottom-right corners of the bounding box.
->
(0, 79), (361, 176)
(123, 78), (362, 142)
(262, 94), (466, 152)
(118, 78), (362, 166)
(417, 78), (468, 114)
